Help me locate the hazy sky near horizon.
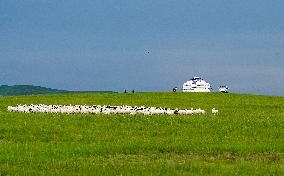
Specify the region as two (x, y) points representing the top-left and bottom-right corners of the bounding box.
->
(1, 0), (284, 95)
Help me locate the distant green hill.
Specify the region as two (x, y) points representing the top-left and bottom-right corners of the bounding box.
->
(0, 85), (115, 96)
(0, 85), (68, 96)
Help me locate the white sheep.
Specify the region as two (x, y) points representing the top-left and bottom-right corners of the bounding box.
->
(7, 104), (207, 116)
(212, 108), (219, 115)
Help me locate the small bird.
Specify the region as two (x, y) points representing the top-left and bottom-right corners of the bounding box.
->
(212, 108), (219, 115)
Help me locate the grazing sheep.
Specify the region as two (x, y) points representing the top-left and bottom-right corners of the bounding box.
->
(212, 108), (219, 115)
(7, 104), (206, 116)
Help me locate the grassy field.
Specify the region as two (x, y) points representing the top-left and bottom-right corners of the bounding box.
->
(0, 92), (283, 175)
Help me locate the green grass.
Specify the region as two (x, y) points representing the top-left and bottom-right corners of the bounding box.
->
(0, 92), (283, 175)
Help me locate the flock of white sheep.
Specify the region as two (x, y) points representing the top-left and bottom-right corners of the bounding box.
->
(7, 104), (218, 115)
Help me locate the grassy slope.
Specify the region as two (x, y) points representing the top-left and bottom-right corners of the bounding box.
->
(0, 93), (283, 175)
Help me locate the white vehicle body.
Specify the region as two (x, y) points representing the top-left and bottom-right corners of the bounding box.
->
(182, 77), (211, 92)
(219, 86), (229, 93)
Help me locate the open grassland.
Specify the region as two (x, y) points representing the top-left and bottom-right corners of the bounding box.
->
(0, 92), (283, 175)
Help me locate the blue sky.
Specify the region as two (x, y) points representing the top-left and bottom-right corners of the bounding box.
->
(1, 0), (283, 95)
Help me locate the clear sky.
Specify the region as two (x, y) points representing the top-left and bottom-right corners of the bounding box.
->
(1, 0), (283, 95)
